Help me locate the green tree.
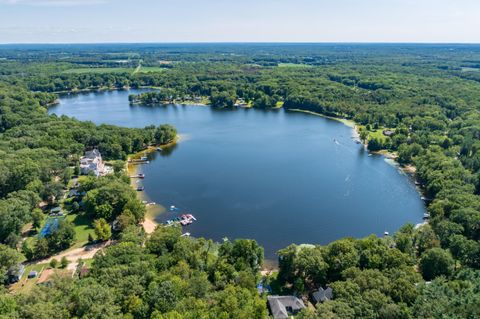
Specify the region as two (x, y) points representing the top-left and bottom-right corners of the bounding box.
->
(419, 248), (454, 280)
(50, 258), (58, 268)
(94, 218), (112, 241)
(60, 256), (69, 268)
(0, 243), (22, 282)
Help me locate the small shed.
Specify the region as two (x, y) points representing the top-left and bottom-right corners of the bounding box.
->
(312, 287), (333, 304)
(28, 271), (38, 279)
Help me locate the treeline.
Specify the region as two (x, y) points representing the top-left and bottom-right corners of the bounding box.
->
(1, 228), (266, 319)
(278, 232), (479, 319)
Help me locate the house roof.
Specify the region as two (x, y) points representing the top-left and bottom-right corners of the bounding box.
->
(84, 149), (101, 159)
(8, 264), (25, 279)
(312, 287), (333, 303)
(267, 295), (306, 319)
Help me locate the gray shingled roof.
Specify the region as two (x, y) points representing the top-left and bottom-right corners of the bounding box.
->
(267, 295), (306, 319)
(312, 287), (333, 303)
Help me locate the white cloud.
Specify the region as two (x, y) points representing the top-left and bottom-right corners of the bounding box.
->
(0, 0), (108, 6)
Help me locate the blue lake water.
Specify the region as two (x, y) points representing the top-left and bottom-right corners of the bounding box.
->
(50, 89), (425, 258)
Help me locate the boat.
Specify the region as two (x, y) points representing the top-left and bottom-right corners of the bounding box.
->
(156, 147), (163, 151)
(423, 213), (430, 219)
(136, 186), (144, 191)
(384, 231), (389, 236)
(170, 205), (177, 211)
(140, 156), (148, 161)
(181, 232), (191, 237)
(138, 173), (145, 178)
(185, 214), (196, 221)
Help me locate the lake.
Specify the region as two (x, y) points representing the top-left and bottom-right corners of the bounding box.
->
(50, 89), (425, 258)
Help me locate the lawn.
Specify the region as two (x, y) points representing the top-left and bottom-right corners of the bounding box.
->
(137, 66), (167, 73)
(66, 213), (95, 248)
(8, 263), (47, 294)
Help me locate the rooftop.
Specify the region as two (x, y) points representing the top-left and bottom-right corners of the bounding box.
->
(267, 295), (306, 319)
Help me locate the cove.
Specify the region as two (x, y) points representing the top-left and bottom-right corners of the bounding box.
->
(49, 89), (426, 259)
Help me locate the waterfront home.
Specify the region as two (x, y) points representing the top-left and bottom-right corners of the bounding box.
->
(80, 149), (105, 176)
(312, 287), (333, 304)
(267, 295), (306, 319)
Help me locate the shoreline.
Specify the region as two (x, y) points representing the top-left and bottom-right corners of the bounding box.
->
(288, 108), (418, 176)
(127, 137), (180, 234)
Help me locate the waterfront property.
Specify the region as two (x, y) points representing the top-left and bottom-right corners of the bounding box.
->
(80, 149), (106, 176)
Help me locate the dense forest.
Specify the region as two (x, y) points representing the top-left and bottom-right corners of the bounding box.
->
(0, 44), (479, 318)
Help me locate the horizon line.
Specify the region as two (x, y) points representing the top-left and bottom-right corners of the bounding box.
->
(1, 41), (480, 46)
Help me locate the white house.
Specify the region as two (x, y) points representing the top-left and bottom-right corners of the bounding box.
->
(80, 149), (106, 176)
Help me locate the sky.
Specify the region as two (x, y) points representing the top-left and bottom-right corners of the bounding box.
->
(0, 0), (479, 43)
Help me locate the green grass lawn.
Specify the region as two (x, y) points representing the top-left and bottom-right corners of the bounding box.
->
(66, 213), (95, 248)
(137, 66), (167, 73)
(9, 263), (48, 294)
(359, 125), (390, 142)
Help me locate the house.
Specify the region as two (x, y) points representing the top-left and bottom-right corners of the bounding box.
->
(312, 287), (333, 304)
(80, 149), (105, 176)
(267, 296), (306, 319)
(7, 264), (25, 284)
(67, 189), (86, 198)
(49, 206), (64, 216)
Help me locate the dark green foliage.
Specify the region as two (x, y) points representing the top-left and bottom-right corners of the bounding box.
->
(419, 248), (455, 280)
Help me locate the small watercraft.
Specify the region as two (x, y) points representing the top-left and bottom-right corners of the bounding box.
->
(140, 156), (148, 161)
(384, 231), (389, 236)
(136, 186), (144, 191)
(156, 147), (163, 151)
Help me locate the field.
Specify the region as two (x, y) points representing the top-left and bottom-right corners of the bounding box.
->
(136, 66), (167, 73)
(62, 65), (166, 75)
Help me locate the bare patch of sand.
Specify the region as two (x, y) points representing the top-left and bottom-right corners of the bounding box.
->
(142, 217), (158, 234)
